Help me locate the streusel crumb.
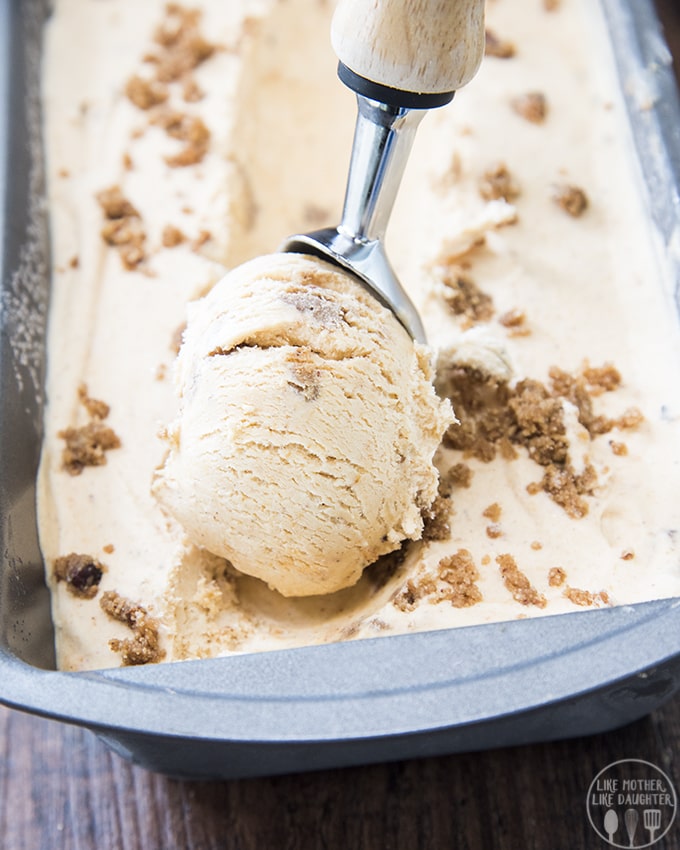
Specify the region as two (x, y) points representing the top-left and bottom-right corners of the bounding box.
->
(53, 553), (105, 599)
(511, 92), (547, 123)
(485, 29), (515, 59)
(100, 590), (164, 665)
(479, 162), (520, 202)
(548, 566), (566, 587)
(552, 183), (588, 217)
(497, 554), (547, 607)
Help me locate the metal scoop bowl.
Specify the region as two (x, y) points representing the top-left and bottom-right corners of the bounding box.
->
(281, 91), (431, 342)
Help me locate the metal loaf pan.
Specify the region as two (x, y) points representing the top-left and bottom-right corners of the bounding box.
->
(1, 0), (679, 780)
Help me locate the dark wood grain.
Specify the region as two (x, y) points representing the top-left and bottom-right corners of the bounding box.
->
(1, 698), (679, 850)
(655, 0), (680, 83)
(2, 2), (680, 849)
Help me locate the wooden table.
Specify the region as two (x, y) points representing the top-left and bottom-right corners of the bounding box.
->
(2, 3), (679, 848)
(0, 698), (677, 849)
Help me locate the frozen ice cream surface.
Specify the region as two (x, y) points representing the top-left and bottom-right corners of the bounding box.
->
(153, 252), (452, 596)
(36, 0), (680, 670)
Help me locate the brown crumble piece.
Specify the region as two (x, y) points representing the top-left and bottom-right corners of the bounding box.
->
(422, 495), (451, 541)
(162, 224), (186, 247)
(281, 286), (347, 328)
(509, 326), (531, 339)
(101, 218), (147, 269)
(549, 365), (615, 436)
(53, 554), (105, 599)
(286, 347), (321, 401)
(615, 407), (644, 430)
(582, 362), (621, 395)
(499, 307), (531, 337)
(484, 29), (515, 59)
(125, 75), (169, 110)
(438, 365), (606, 516)
(621, 550), (635, 561)
(97, 185), (147, 269)
(100, 591), (165, 666)
(436, 549), (483, 607)
(479, 162), (520, 203)
(563, 587), (609, 607)
(509, 379), (570, 465)
(150, 5), (216, 83)
(78, 383), (110, 420)
(68, 255), (79, 269)
(544, 0), (561, 9)
(58, 168), (70, 178)
(511, 92), (547, 124)
(96, 185), (139, 219)
(338, 621), (362, 640)
(191, 228), (212, 250)
(167, 117), (211, 166)
(537, 461), (597, 519)
(59, 422), (122, 475)
(499, 437), (518, 460)
(182, 77), (204, 102)
(531, 541), (543, 551)
(610, 440), (628, 456)
(486, 524), (503, 539)
(481, 554), (491, 566)
(548, 566), (566, 587)
(552, 366), (644, 437)
(497, 554), (547, 607)
(441, 270), (494, 323)
(499, 308), (526, 328)
(393, 576), (436, 612)
(552, 184), (589, 217)
(393, 549), (483, 611)
(440, 367), (515, 462)
(152, 111), (211, 167)
(59, 384), (121, 475)
(483, 502), (502, 522)
(122, 152), (133, 171)
(439, 461), (473, 496)
(103, 544), (115, 554)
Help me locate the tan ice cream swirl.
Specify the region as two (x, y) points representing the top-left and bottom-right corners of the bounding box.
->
(153, 254), (453, 597)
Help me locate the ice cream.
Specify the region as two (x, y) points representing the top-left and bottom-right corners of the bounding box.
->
(37, 0), (680, 671)
(152, 252), (452, 597)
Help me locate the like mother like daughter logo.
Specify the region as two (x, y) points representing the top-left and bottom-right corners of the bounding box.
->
(587, 759), (677, 847)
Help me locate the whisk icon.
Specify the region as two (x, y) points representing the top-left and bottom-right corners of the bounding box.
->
(624, 808), (639, 846)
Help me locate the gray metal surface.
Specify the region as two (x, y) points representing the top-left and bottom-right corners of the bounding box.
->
(0, 0), (679, 780)
(282, 97), (427, 341)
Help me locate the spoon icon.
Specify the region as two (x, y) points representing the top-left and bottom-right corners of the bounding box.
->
(604, 809), (619, 844)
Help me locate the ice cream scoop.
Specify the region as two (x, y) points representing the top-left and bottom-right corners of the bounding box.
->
(282, 0), (486, 342)
(152, 1), (483, 597)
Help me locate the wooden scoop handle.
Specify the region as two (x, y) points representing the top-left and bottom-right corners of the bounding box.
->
(331, 0), (485, 99)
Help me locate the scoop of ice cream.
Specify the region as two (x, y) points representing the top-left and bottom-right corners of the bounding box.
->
(153, 252), (453, 597)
